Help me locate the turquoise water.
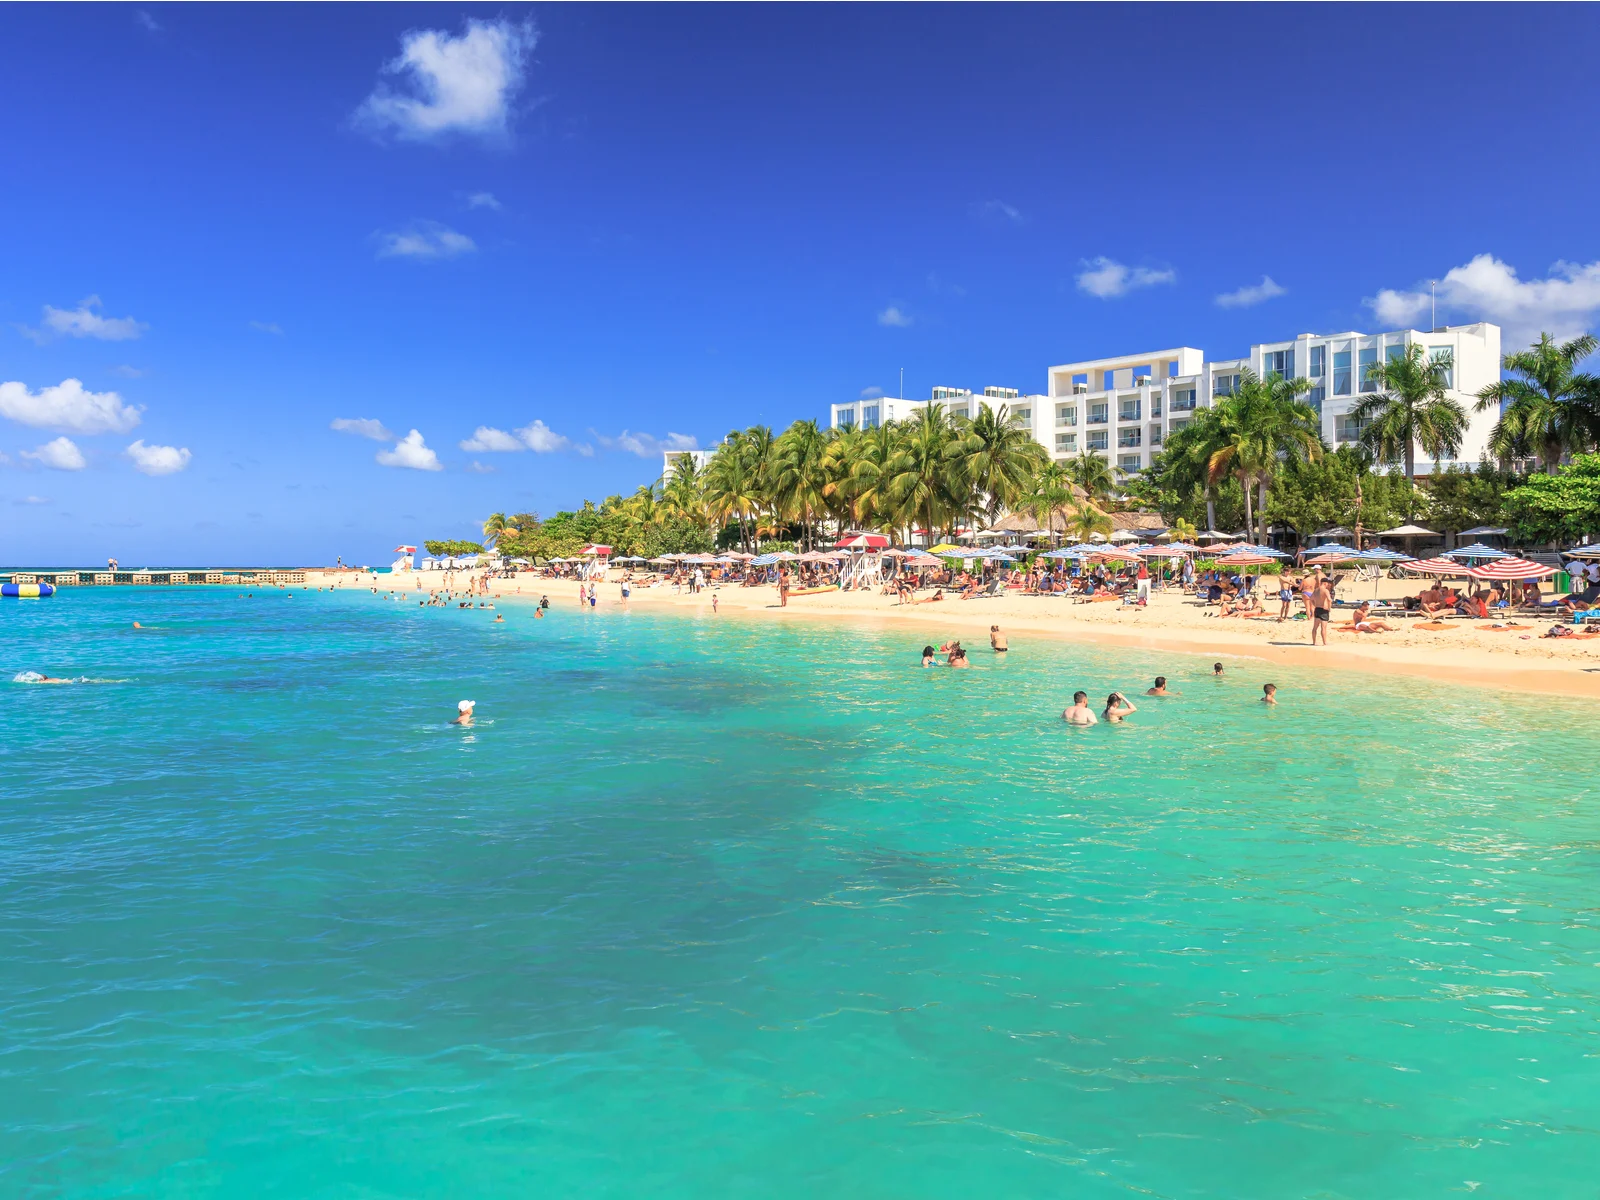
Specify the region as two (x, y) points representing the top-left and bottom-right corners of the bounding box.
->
(3, 587), (1599, 1198)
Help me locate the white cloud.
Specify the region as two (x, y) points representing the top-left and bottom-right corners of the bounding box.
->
(1215, 275), (1287, 309)
(354, 18), (536, 142)
(22, 296), (147, 343)
(22, 436), (87, 471)
(249, 320), (284, 334)
(459, 425), (524, 452)
(135, 10), (159, 32)
(599, 430), (697, 458)
(331, 417), (395, 442)
(1369, 253), (1600, 344)
(16, 495), (50, 505)
(973, 199), (1024, 225)
(517, 419), (569, 453)
(466, 460), (495, 474)
(878, 305), (913, 328)
(0, 378), (142, 434)
(127, 439), (191, 475)
(467, 191), (502, 210)
(110, 365), (145, 378)
(377, 222), (476, 261)
(376, 429), (443, 471)
(1076, 257), (1177, 299)
(860, 386), (884, 399)
(458, 420), (572, 452)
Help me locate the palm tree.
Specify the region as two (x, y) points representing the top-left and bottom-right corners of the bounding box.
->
(957, 402), (1048, 527)
(1351, 344), (1468, 483)
(1243, 373), (1323, 545)
(1023, 461), (1076, 533)
(1475, 332), (1600, 472)
(661, 455), (707, 527)
(886, 404), (961, 540)
(1169, 516), (1198, 544)
(820, 423), (871, 531)
(702, 439), (764, 550)
(770, 419), (831, 549)
(481, 512), (513, 548)
(1065, 501), (1113, 543)
(1065, 450), (1116, 503)
(848, 420), (903, 535)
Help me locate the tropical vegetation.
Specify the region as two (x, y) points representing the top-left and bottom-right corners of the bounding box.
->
(1476, 333), (1600, 472)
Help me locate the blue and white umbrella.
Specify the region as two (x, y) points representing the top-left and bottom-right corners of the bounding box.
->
(1235, 543), (1289, 558)
(1442, 542), (1509, 561)
(1357, 547), (1414, 561)
(1305, 544), (1359, 559)
(1041, 548), (1086, 560)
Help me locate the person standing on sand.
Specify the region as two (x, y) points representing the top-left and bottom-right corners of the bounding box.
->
(1136, 560), (1150, 604)
(778, 567), (790, 608)
(712, 594), (719, 614)
(1310, 577), (1332, 646)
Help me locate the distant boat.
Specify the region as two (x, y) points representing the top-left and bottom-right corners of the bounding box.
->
(2, 582), (54, 598)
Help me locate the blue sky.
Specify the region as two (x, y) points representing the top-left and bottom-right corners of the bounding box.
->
(5, 4), (1600, 566)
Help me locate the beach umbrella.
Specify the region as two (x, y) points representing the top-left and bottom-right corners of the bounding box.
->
(1215, 551), (1275, 567)
(1157, 541), (1202, 554)
(1089, 547), (1143, 564)
(1442, 542), (1510, 561)
(1306, 543), (1358, 558)
(926, 543), (965, 556)
(1402, 556), (1469, 575)
(1108, 529), (1141, 543)
(1466, 557), (1556, 581)
(1040, 548), (1084, 560)
(1358, 547), (1413, 562)
(1232, 543), (1288, 558)
(1565, 545), (1600, 560)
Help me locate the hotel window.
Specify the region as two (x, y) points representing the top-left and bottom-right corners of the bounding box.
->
(950, 406), (969, 420)
(1336, 415), (1367, 443)
(1118, 453), (1142, 472)
(1309, 345), (1326, 377)
(1386, 343), (1407, 363)
(1214, 373), (1239, 397)
(1169, 418), (1189, 433)
(1010, 406), (1031, 424)
(1055, 432), (1077, 450)
(834, 406), (856, 427)
(1150, 394), (1161, 416)
(1087, 430), (1108, 450)
(1118, 428), (1142, 448)
(1056, 404), (1077, 426)
(861, 405), (880, 429)
(1430, 347), (1454, 389)
(1359, 347), (1379, 392)
(1119, 398), (1141, 421)
(1308, 384), (1325, 412)
(1089, 403), (1109, 424)
(1263, 348), (1294, 379)
(1149, 425), (1163, 446)
(1332, 349), (1351, 395)
(1172, 388), (1196, 411)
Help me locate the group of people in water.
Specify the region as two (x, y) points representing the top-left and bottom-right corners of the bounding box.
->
(915, 630), (1278, 721)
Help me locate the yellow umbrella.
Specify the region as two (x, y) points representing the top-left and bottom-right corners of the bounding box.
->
(927, 543), (964, 556)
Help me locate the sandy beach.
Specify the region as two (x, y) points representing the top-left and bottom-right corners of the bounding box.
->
(305, 569), (1600, 698)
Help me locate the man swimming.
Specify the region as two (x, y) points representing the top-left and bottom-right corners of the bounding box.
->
(1213, 662), (1225, 676)
(1261, 683), (1278, 705)
(1145, 676), (1175, 696)
(451, 700), (475, 726)
(1063, 691), (1098, 725)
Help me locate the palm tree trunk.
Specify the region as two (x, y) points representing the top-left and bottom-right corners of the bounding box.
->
(1240, 474), (1254, 538)
(1204, 486), (1216, 532)
(1257, 479), (1270, 546)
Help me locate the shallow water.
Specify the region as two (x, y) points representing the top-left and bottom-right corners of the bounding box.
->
(3, 586), (1598, 1198)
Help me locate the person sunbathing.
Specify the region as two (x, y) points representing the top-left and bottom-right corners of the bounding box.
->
(1343, 602), (1395, 633)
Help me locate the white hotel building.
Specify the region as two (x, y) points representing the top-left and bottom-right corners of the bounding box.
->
(829, 322), (1503, 476)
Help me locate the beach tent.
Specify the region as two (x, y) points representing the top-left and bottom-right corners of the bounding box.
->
(1466, 557), (1555, 581)
(1442, 543), (1509, 561)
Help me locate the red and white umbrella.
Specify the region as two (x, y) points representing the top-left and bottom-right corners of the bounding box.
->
(1403, 557), (1471, 575)
(1088, 548), (1143, 564)
(1467, 557), (1555, 581)
(581, 544), (613, 556)
(1215, 551), (1275, 567)
(394, 545), (417, 554)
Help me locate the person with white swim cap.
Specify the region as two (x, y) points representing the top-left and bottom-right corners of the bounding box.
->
(451, 699), (475, 726)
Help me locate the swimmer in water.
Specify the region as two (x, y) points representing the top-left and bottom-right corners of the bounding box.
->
(921, 645), (936, 668)
(1102, 691), (1137, 723)
(14, 671), (72, 684)
(451, 700), (475, 726)
(1261, 683), (1277, 705)
(1213, 662), (1225, 677)
(990, 625), (1007, 652)
(494, 614), (504, 622)
(1145, 676), (1176, 696)
(1063, 691), (1098, 726)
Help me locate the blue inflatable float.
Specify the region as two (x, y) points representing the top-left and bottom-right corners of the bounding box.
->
(1, 582), (54, 598)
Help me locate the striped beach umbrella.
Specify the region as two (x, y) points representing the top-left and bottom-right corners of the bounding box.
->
(1402, 556), (1469, 575)
(1466, 557), (1556, 581)
(1442, 542), (1510, 561)
(1215, 551), (1276, 567)
(1357, 547), (1414, 562)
